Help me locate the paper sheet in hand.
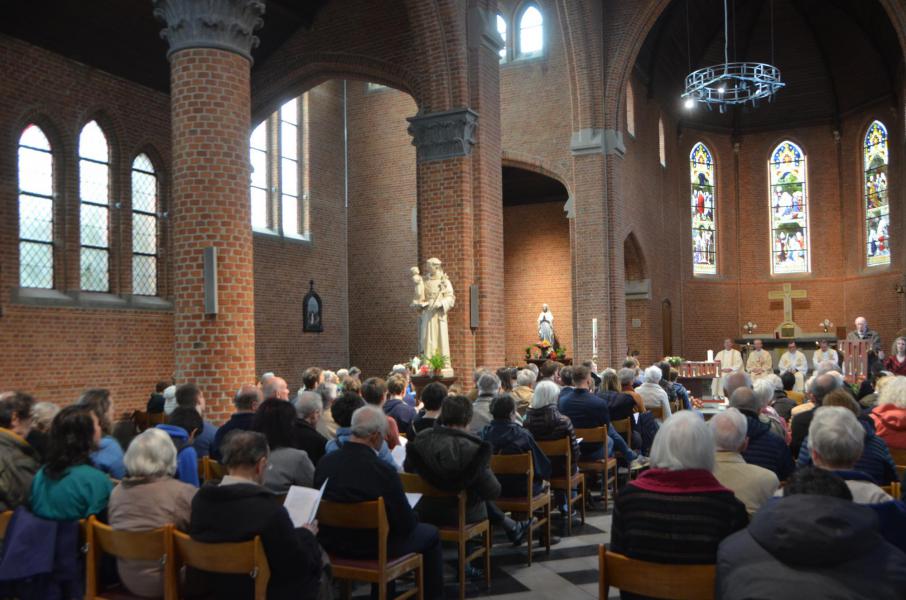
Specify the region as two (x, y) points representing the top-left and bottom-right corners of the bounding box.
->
(405, 493), (422, 508)
(391, 436), (408, 468)
(283, 479), (328, 528)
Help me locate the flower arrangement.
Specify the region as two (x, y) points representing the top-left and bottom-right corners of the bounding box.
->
(412, 351), (449, 376)
(664, 356), (685, 367)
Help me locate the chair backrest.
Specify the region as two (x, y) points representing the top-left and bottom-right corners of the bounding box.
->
(172, 529), (270, 600)
(890, 447), (906, 469)
(85, 515), (175, 599)
(149, 412), (167, 426)
(399, 472), (467, 529)
(611, 417), (632, 437)
(132, 410), (150, 432)
(598, 546), (715, 600)
(881, 481), (902, 499)
(572, 425), (609, 458)
(490, 452), (534, 499)
(203, 456), (224, 481)
(648, 405), (665, 421)
(535, 436), (573, 479)
(0, 510), (12, 541)
(317, 498), (388, 567)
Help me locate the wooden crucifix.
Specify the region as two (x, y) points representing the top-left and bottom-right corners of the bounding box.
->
(769, 283), (807, 337)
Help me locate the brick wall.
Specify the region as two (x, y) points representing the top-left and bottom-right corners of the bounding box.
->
(503, 201), (572, 365)
(0, 36), (174, 413)
(253, 81), (350, 392)
(346, 82), (418, 378)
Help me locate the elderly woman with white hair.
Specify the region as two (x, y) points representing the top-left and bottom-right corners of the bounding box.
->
(524, 380), (579, 478)
(108, 428), (197, 597)
(512, 368), (537, 416)
(634, 365), (672, 421)
(610, 411), (748, 567)
(753, 378), (791, 444)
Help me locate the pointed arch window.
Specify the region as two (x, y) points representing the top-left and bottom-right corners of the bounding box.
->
(497, 14), (507, 61)
(769, 141), (810, 274)
(517, 4), (544, 58)
(132, 154), (159, 295)
(79, 120), (111, 291)
(18, 124), (54, 288)
(658, 118), (666, 166)
(626, 83), (635, 137)
(249, 95), (309, 238)
(690, 143), (716, 275)
(864, 120), (890, 267)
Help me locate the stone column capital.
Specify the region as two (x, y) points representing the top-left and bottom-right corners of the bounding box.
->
(152, 0), (266, 63)
(407, 108), (479, 163)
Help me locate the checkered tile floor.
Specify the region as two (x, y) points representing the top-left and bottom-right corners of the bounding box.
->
(345, 503), (620, 599)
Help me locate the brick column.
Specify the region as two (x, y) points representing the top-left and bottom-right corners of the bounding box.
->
(407, 6), (504, 382)
(154, 0), (264, 420)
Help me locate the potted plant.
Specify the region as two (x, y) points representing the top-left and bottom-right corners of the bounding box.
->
(425, 351), (449, 376)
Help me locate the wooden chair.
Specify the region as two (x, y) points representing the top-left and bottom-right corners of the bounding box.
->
(85, 515), (176, 600)
(490, 453), (551, 566)
(148, 412), (166, 426)
(0, 510), (12, 542)
(172, 529), (270, 600)
(881, 481), (902, 499)
(598, 546), (716, 600)
(535, 437), (586, 535)
(647, 405), (665, 421)
(317, 497), (423, 600)
(890, 447), (906, 479)
(203, 456), (224, 482)
(400, 472), (491, 600)
(131, 410), (150, 432)
(573, 426), (618, 510)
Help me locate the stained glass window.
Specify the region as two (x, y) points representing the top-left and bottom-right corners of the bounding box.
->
(79, 121), (110, 291)
(250, 94), (309, 238)
(864, 120), (890, 267)
(518, 4), (543, 58)
(626, 82), (635, 137)
(18, 124), (54, 289)
(769, 141), (810, 274)
(132, 154), (158, 295)
(497, 14), (507, 61)
(690, 143), (716, 275)
(658, 118), (666, 166)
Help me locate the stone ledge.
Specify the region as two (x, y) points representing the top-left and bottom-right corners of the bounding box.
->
(12, 288), (174, 312)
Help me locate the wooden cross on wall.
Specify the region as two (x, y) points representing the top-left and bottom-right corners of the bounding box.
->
(768, 283), (807, 324)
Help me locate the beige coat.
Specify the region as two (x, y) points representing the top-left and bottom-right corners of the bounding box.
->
(712, 451), (779, 516)
(108, 477), (197, 597)
(512, 385), (534, 416)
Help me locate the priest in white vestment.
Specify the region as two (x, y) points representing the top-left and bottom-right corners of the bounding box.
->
(713, 338), (744, 398)
(811, 339), (839, 371)
(746, 339), (773, 382)
(778, 341), (808, 392)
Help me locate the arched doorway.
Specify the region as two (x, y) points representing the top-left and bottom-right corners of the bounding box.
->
(502, 166), (572, 364)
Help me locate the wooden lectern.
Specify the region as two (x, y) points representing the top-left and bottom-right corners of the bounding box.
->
(839, 339), (871, 384)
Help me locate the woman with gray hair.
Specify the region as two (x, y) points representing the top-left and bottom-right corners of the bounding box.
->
(108, 428), (197, 597)
(611, 411), (748, 565)
(753, 378), (790, 444)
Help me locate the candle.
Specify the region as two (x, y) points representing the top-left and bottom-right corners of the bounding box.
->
(707, 349), (714, 362)
(592, 318), (598, 356)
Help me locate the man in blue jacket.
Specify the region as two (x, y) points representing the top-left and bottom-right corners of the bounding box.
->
(729, 387), (794, 481)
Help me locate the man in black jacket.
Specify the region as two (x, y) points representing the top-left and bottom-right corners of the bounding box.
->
(315, 405), (444, 599)
(189, 430), (323, 600)
(211, 384), (260, 461)
(292, 390), (328, 465)
(729, 387), (794, 481)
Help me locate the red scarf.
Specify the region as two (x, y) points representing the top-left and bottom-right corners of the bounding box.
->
(629, 468), (730, 495)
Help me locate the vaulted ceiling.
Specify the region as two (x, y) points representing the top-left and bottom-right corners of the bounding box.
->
(0, 0), (330, 93)
(635, 0), (903, 132)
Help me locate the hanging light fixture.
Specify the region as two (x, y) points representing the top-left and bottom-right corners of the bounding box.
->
(681, 0), (784, 113)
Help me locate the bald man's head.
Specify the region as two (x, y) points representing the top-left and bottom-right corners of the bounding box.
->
(723, 371), (752, 399)
(262, 376), (289, 401)
(810, 373), (841, 406)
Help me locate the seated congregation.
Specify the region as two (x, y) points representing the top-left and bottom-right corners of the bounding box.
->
(2, 360), (906, 599)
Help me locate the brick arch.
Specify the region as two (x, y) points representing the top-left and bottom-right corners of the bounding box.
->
(624, 231), (647, 281)
(251, 53), (422, 124)
(501, 152), (572, 198)
(553, 0), (602, 131)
